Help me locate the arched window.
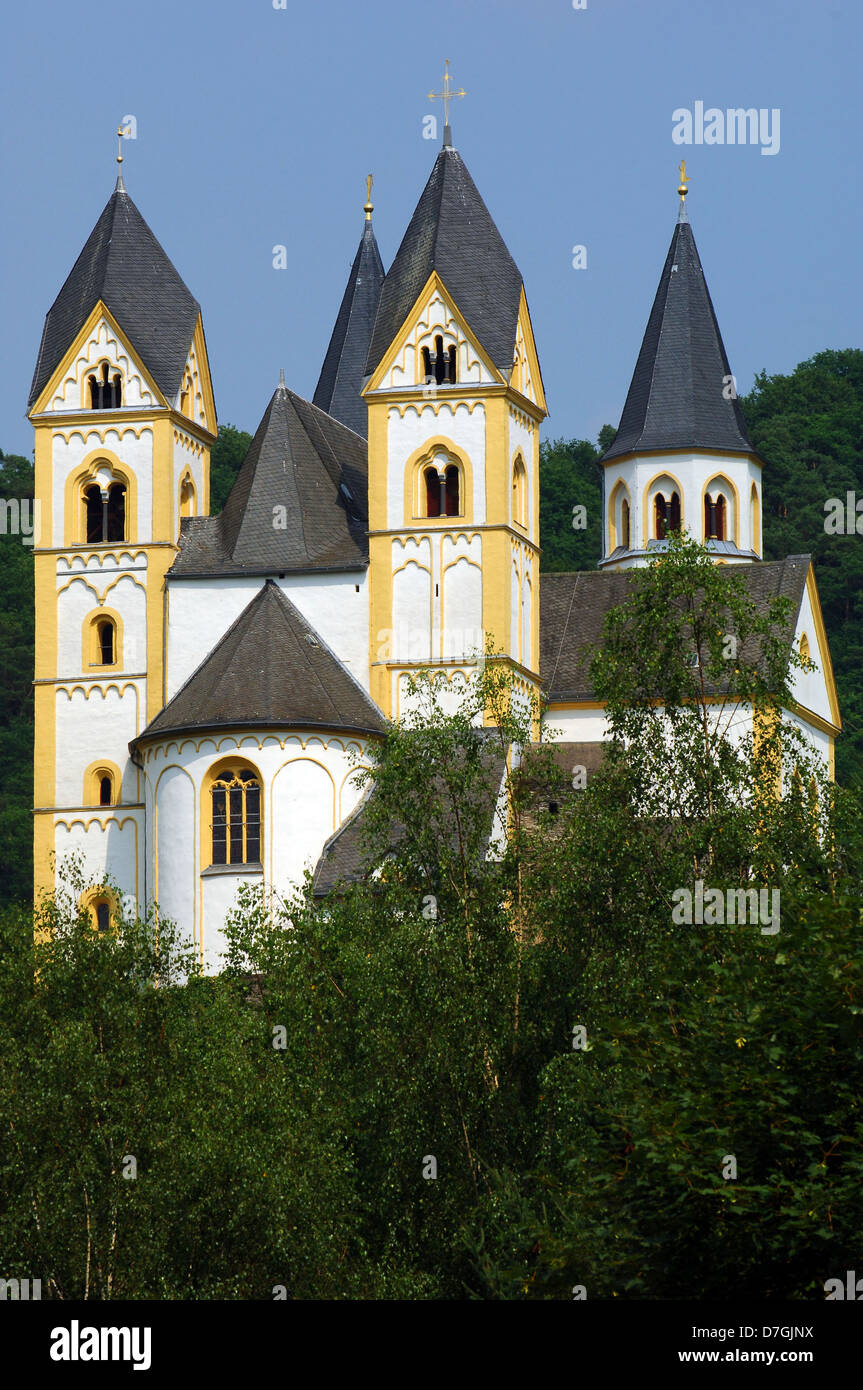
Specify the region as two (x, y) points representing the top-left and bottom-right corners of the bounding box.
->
(444, 464), (460, 516)
(655, 490), (680, 539)
(705, 492), (726, 540)
(425, 465), (442, 518)
(96, 619), (115, 666)
(800, 633), (811, 666)
(669, 491), (681, 532)
(94, 899), (110, 932)
(82, 481), (126, 543)
(512, 458), (527, 528)
(211, 768), (262, 866)
(421, 337), (457, 386)
(179, 475), (196, 519)
(99, 775), (113, 806)
(87, 362), (122, 410)
(621, 498), (630, 549)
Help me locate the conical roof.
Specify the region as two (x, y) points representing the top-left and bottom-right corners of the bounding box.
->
(365, 145), (522, 379)
(313, 217), (385, 437)
(29, 178), (200, 407)
(171, 381), (369, 576)
(136, 580), (386, 743)
(601, 219), (754, 463)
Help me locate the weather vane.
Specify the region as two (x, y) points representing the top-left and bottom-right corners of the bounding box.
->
(677, 159), (690, 205)
(364, 173), (374, 222)
(428, 59), (466, 135)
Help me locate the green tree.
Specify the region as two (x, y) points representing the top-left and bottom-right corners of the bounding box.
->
(209, 424), (252, 514)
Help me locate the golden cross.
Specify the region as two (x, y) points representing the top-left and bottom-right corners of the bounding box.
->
(116, 124), (125, 167)
(677, 158), (690, 201)
(428, 59), (466, 129)
(364, 173), (374, 221)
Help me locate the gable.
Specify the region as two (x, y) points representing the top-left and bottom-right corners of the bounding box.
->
(175, 316), (217, 435)
(364, 272), (505, 394)
(30, 302), (167, 415)
(510, 289), (547, 414)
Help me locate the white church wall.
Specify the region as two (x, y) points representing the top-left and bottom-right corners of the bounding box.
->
(53, 812), (140, 906)
(51, 426), (154, 547)
(277, 573), (370, 693)
(55, 682), (142, 805)
(46, 317), (157, 414)
(57, 570), (147, 676)
(166, 578), (262, 698)
(789, 581), (835, 729)
(386, 402), (486, 530)
(140, 730), (374, 972)
(508, 412), (534, 533)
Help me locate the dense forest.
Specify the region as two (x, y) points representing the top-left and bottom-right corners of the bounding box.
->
(1, 346), (861, 906)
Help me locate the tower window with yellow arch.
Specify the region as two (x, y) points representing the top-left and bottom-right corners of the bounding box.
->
(208, 766), (262, 868)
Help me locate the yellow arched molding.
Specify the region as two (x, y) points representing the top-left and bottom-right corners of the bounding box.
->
(701, 473), (741, 547)
(751, 481), (761, 555)
(64, 449), (138, 547)
(511, 454), (528, 530)
(608, 478), (632, 551)
(83, 758), (123, 807)
(82, 606), (124, 672)
(152, 763), (197, 947)
(200, 754), (264, 875)
(28, 300), (168, 417)
(642, 470), (685, 542)
(178, 469), (197, 523)
(800, 632), (811, 665)
(403, 436), (474, 526)
(78, 883), (122, 933)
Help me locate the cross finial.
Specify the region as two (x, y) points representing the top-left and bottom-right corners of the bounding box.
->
(364, 173), (374, 222)
(428, 59), (466, 145)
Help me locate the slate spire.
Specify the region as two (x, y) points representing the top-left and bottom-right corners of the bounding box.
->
(365, 144), (523, 381)
(29, 179), (200, 408)
(313, 191), (385, 439)
(600, 217), (754, 463)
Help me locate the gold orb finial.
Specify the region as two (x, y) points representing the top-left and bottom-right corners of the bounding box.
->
(116, 124), (125, 166)
(364, 173), (374, 221)
(677, 158), (690, 203)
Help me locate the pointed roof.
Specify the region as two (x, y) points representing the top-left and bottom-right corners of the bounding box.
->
(170, 381), (369, 577)
(600, 219), (755, 463)
(365, 145), (523, 379)
(313, 217), (385, 437)
(29, 178), (200, 408)
(135, 580), (387, 744)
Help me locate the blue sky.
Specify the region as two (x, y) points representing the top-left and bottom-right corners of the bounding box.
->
(1, 0), (858, 457)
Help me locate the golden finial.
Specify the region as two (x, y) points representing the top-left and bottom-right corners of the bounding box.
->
(116, 124), (125, 167)
(677, 158), (690, 204)
(364, 173), (374, 222)
(428, 59), (466, 139)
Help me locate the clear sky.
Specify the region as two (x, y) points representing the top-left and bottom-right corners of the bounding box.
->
(1, 0), (858, 457)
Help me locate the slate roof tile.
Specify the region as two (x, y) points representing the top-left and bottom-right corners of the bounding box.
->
(135, 580), (387, 744)
(365, 145), (523, 379)
(29, 178), (200, 408)
(313, 218), (385, 438)
(601, 219), (754, 462)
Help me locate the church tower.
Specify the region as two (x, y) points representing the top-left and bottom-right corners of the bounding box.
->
(362, 86), (547, 721)
(600, 172), (762, 570)
(29, 157), (216, 916)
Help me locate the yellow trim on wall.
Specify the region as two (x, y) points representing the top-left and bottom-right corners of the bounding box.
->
(804, 564), (841, 729)
(82, 605), (124, 671)
(64, 450), (138, 547)
(28, 300), (168, 417)
(642, 469), (685, 542)
(82, 758), (123, 807)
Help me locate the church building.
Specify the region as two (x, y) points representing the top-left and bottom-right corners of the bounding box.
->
(29, 103), (839, 964)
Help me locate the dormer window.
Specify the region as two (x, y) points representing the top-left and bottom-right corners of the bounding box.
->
(421, 335), (457, 386)
(87, 361), (123, 410)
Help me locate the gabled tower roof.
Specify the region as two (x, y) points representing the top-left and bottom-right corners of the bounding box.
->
(171, 379), (369, 577)
(135, 580), (387, 744)
(365, 144), (523, 379)
(313, 214), (385, 437)
(600, 217), (755, 463)
(29, 177), (200, 408)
